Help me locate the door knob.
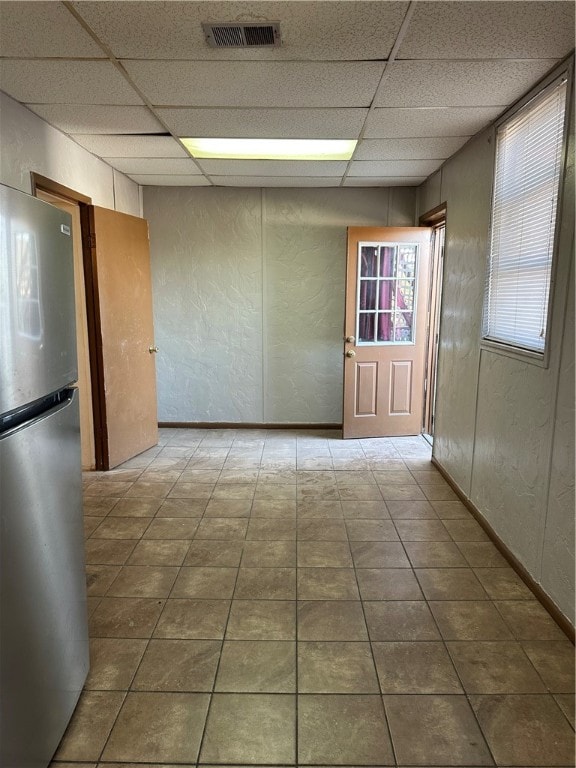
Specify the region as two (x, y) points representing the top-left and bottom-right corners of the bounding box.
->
(149, 345), (159, 354)
(345, 350), (356, 358)
(345, 336), (355, 343)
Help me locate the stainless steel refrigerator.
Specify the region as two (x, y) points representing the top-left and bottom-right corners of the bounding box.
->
(0, 183), (89, 768)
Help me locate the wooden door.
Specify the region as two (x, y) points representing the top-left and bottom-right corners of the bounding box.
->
(83, 206), (158, 469)
(343, 226), (431, 439)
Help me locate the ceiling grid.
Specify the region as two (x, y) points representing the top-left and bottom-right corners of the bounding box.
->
(0, 1), (573, 188)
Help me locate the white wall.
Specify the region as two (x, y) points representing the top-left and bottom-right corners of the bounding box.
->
(144, 185), (416, 424)
(417, 76), (575, 624)
(0, 92), (140, 215)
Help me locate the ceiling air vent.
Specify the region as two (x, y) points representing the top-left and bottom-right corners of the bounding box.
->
(202, 21), (281, 48)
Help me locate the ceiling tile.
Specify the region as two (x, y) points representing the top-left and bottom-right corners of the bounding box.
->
(72, 1), (408, 60)
(25, 105), (164, 135)
(123, 60), (385, 107)
(350, 160), (441, 177)
(0, 61), (143, 105)
(376, 59), (561, 108)
(72, 135), (188, 158)
(198, 159), (348, 176)
(157, 107), (368, 139)
(398, 1), (575, 59)
(364, 107), (503, 139)
(105, 158), (203, 174)
(0, 2), (105, 58)
(211, 176), (341, 187)
(344, 176), (425, 187)
(128, 174), (211, 186)
(355, 137), (469, 161)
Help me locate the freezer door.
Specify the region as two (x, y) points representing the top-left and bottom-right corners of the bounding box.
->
(0, 389), (88, 768)
(0, 184), (78, 415)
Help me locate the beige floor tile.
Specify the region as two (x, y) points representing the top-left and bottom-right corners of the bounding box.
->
(193, 517), (248, 540)
(54, 691), (125, 761)
(258, 470), (297, 484)
(143, 517), (199, 540)
(212, 483), (256, 499)
(443, 518), (489, 541)
(378, 484), (426, 501)
(171, 566), (237, 599)
(107, 498), (161, 517)
(203, 499), (252, 517)
(495, 600), (567, 641)
(554, 693), (575, 727)
(357, 568), (423, 600)
(350, 541), (411, 568)
(386, 500), (438, 519)
(345, 519), (399, 541)
(86, 564), (121, 596)
(297, 485), (339, 501)
(126, 481), (174, 498)
(430, 601), (514, 641)
(226, 600), (296, 640)
(106, 566), (179, 598)
(474, 567), (535, 599)
(338, 485), (384, 501)
(364, 601), (441, 641)
(84, 497), (118, 516)
(92, 517), (151, 540)
(421, 485), (459, 501)
(89, 597), (165, 638)
(430, 499), (473, 518)
(85, 539), (138, 565)
(234, 567), (296, 599)
(297, 541), (353, 568)
(183, 540), (244, 567)
(156, 498), (207, 517)
(415, 568), (488, 600)
(218, 469), (259, 484)
(254, 483), (297, 500)
(167, 482), (214, 499)
(128, 540), (190, 566)
(373, 642), (462, 694)
(522, 641), (576, 693)
(251, 499), (297, 517)
(394, 519), (451, 541)
(178, 469), (221, 484)
(296, 470), (336, 485)
(84, 516), (104, 537)
(457, 541), (508, 567)
(470, 693), (576, 766)
(298, 641), (379, 693)
(404, 541), (468, 568)
(334, 470), (376, 485)
(241, 540), (296, 567)
(85, 638), (147, 691)
(297, 567), (359, 600)
(102, 692), (209, 763)
(297, 600), (368, 641)
(297, 518), (348, 541)
(215, 640), (296, 692)
(84, 481), (132, 497)
(447, 641), (547, 693)
(340, 500), (390, 519)
(246, 519), (297, 540)
(154, 599), (230, 639)
(385, 694), (493, 766)
(200, 693), (295, 764)
(298, 694), (394, 765)
(132, 639), (221, 692)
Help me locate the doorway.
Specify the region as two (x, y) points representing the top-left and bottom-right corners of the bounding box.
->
(420, 205), (447, 444)
(33, 176), (96, 470)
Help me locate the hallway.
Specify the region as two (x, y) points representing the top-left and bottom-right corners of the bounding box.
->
(56, 428), (574, 766)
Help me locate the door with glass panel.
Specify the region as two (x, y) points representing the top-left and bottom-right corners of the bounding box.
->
(343, 227), (431, 438)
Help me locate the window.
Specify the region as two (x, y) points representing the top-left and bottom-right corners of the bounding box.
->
(483, 74), (568, 355)
(356, 243), (418, 344)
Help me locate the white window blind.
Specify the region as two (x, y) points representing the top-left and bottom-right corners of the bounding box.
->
(483, 76), (567, 354)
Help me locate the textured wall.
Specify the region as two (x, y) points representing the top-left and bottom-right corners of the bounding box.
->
(144, 186), (416, 423)
(0, 93), (140, 215)
(418, 74), (575, 623)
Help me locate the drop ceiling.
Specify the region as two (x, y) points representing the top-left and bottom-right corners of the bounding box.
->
(0, 1), (573, 188)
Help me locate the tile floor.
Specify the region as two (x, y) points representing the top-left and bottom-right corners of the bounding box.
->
(53, 428), (575, 767)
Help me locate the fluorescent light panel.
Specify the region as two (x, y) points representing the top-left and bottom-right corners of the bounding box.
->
(181, 137), (357, 160)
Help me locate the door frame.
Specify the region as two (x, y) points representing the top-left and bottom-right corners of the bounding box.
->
(31, 173), (106, 469)
(419, 203), (447, 443)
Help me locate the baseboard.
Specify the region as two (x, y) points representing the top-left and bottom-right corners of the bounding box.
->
(158, 422), (343, 430)
(431, 457), (575, 644)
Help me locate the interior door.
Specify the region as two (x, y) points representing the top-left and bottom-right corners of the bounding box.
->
(343, 226), (431, 439)
(83, 206), (158, 469)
